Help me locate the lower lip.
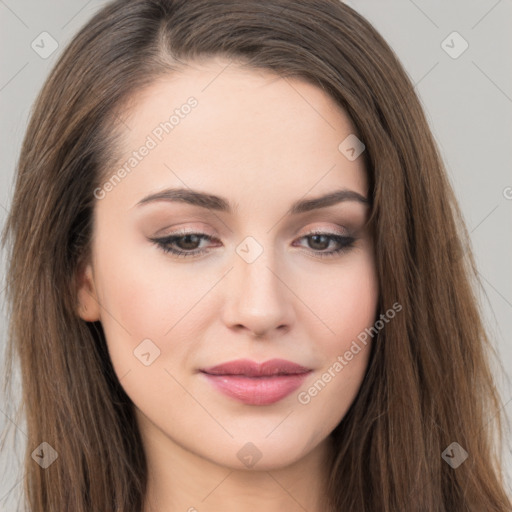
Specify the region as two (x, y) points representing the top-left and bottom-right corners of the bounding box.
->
(202, 372), (311, 405)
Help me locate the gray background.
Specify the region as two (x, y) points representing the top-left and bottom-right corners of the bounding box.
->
(1, 0), (511, 509)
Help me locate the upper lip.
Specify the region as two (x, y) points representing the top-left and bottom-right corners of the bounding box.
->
(200, 358), (312, 377)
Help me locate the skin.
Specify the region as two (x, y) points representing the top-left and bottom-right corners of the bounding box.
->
(77, 58), (379, 512)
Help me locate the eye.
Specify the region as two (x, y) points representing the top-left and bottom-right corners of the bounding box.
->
(150, 232), (218, 258)
(293, 231), (356, 259)
(150, 230), (356, 259)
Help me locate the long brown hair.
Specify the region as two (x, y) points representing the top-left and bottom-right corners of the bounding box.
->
(2, 0), (511, 510)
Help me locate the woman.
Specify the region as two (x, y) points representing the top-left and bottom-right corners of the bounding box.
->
(2, 0), (511, 510)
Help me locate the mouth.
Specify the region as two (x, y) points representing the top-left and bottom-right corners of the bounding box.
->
(200, 358), (312, 405)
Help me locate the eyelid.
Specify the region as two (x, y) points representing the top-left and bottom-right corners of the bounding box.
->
(297, 225), (349, 237)
(156, 224), (350, 240)
(154, 224), (217, 238)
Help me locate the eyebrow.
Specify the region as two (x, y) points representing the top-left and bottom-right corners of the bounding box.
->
(135, 187), (369, 214)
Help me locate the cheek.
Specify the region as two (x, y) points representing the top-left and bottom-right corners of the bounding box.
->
(301, 249), (379, 353)
(93, 217), (206, 336)
(91, 231), (201, 377)
(294, 256), (378, 434)
(295, 248), (378, 405)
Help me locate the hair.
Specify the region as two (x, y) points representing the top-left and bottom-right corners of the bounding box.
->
(1, 0), (511, 510)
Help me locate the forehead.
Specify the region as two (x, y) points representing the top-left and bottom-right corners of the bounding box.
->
(103, 58), (368, 211)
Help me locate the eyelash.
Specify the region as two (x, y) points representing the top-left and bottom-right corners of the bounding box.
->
(150, 230), (356, 260)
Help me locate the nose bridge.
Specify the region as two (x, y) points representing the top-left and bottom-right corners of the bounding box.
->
(235, 234), (283, 303)
(223, 234), (292, 335)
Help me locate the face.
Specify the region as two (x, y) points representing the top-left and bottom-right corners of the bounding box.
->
(77, 58), (379, 471)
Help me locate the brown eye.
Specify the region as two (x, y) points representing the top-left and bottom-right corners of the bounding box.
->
(150, 232), (217, 258)
(173, 234), (203, 251)
(294, 232), (356, 259)
(150, 231), (356, 260)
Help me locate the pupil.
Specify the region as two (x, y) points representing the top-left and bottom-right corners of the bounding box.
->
(310, 234), (328, 250)
(180, 234), (199, 249)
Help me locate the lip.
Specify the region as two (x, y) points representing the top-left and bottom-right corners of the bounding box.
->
(200, 358), (312, 405)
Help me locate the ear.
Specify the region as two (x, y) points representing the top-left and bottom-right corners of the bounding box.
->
(76, 262), (101, 322)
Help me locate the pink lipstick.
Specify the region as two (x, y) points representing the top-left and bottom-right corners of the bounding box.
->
(200, 358), (312, 405)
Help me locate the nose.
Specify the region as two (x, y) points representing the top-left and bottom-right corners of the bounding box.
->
(221, 243), (294, 338)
